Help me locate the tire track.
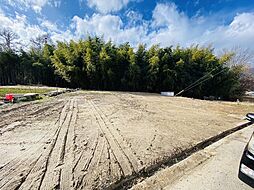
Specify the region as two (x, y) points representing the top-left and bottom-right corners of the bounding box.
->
(60, 99), (78, 190)
(90, 100), (143, 175)
(73, 98), (121, 189)
(0, 148), (44, 189)
(0, 154), (43, 190)
(0, 101), (68, 190)
(72, 126), (100, 189)
(13, 100), (71, 190)
(0, 102), (64, 135)
(0, 102), (65, 172)
(80, 131), (107, 189)
(0, 118), (59, 185)
(0, 101), (63, 130)
(0, 117), (53, 164)
(0, 102), (33, 115)
(38, 100), (74, 190)
(88, 100), (135, 178)
(90, 101), (125, 179)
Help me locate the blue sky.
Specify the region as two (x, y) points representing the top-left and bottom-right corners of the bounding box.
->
(1, 0), (254, 53)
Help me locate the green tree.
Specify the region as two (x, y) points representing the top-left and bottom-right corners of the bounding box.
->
(147, 45), (160, 91)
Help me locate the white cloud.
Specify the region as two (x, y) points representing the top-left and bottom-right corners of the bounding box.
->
(72, 14), (122, 37)
(126, 10), (143, 26)
(0, 9), (76, 48)
(152, 3), (187, 28)
(70, 4), (254, 53)
(1, 1), (254, 58)
(4, 0), (60, 13)
(40, 19), (59, 32)
(51, 30), (75, 42)
(86, 0), (133, 13)
(197, 13), (254, 50)
(0, 11), (46, 49)
(148, 3), (191, 46)
(0, 8), (76, 49)
(147, 3), (254, 51)
(72, 13), (147, 46)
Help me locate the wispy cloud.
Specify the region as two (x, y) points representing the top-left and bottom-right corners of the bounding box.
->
(4, 0), (60, 13)
(53, 0), (61, 8)
(86, 0), (135, 13)
(40, 19), (60, 32)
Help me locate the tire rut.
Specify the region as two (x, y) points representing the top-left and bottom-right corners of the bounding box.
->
(38, 100), (74, 190)
(0, 102), (67, 190)
(60, 99), (78, 190)
(90, 100), (142, 174)
(0, 116), (60, 181)
(1, 99), (71, 189)
(0, 101), (63, 130)
(73, 126), (100, 189)
(76, 99), (141, 188)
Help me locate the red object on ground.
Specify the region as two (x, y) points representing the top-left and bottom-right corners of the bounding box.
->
(5, 94), (14, 102)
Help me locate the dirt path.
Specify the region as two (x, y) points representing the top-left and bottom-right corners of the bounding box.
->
(0, 91), (253, 189)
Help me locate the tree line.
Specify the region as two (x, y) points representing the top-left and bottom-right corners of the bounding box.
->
(0, 28), (253, 100)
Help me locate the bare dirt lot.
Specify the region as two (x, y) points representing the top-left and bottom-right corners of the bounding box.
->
(0, 91), (253, 190)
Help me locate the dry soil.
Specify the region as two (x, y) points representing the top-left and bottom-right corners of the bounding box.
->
(0, 91), (253, 189)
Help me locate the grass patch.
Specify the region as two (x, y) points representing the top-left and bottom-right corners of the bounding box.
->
(0, 88), (52, 98)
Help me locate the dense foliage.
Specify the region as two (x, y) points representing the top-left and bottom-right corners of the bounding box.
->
(0, 36), (251, 100)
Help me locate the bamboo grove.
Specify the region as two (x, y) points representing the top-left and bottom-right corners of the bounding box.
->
(0, 36), (251, 100)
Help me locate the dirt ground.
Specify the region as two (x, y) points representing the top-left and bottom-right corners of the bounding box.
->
(0, 90), (253, 190)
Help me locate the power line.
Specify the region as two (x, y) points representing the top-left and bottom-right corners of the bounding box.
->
(175, 68), (216, 96)
(175, 67), (226, 96)
(178, 68), (217, 94)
